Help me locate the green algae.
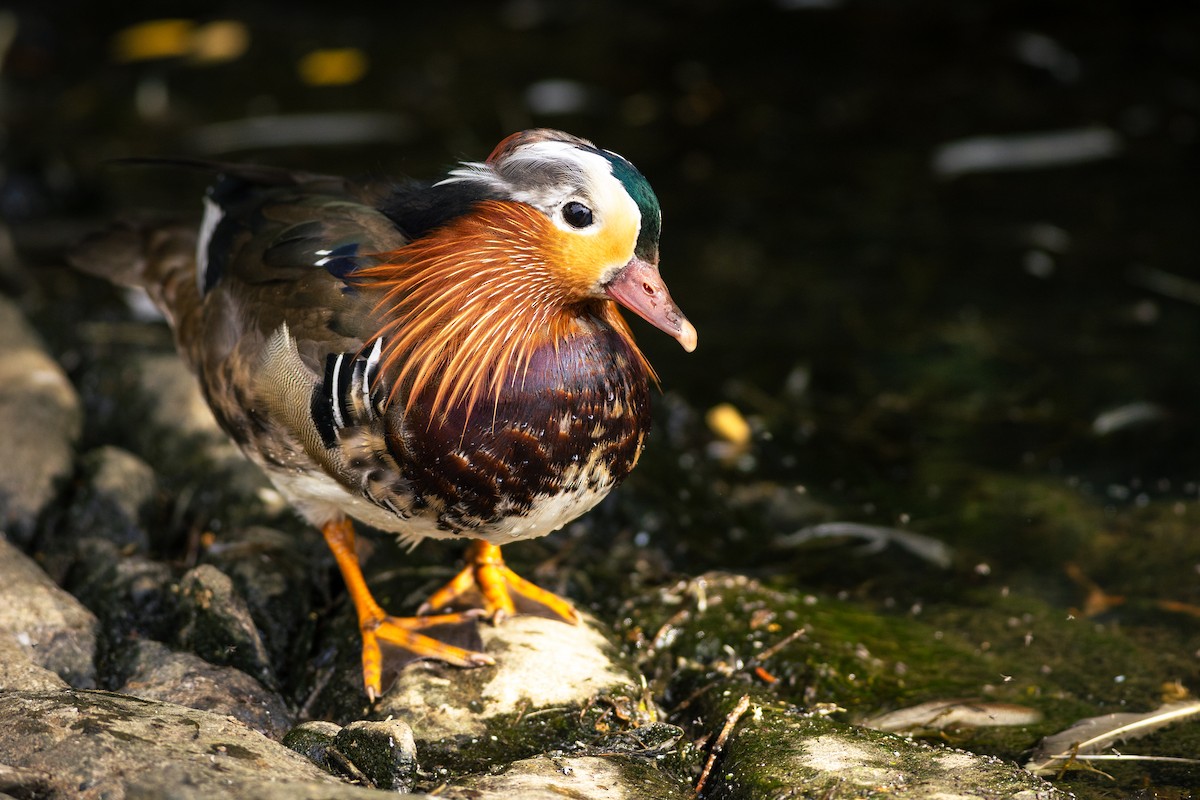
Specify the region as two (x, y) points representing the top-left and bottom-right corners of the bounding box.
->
(708, 700), (1059, 800)
(623, 574), (1013, 716)
(621, 569), (1200, 793)
(406, 686), (694, 788)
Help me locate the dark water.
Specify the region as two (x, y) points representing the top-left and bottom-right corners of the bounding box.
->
(5, 1), (1200, 795)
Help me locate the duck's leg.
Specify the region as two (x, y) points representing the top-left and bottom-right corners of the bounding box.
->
(321, 518), (493, 700)
(418, 540), (580, 624)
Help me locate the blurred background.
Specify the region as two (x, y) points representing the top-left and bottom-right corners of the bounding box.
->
(3, 0), (1200, 792)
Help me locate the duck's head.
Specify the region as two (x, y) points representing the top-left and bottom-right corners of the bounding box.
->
(436, 128), (696, 353)
(363, 129), (695, 417)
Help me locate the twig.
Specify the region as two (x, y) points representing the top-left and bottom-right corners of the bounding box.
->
(671, 681), (718, 715)
(298, 666), (335, 720)
(520, 705), (572, 720)
(692, 694), (751, 798)
(1027, 700), (1200, 776)
(326, 746), (371, 786)
(754, 627), (807, 663)
(512, 698), (530, 726)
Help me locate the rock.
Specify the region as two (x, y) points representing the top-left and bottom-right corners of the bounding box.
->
(284, 720), (344, 771)
(0, 537), (97, 687)
(125, 352), (266, 491)
(39, 447), (163, 584)
(118, 640), (295, 739)
(66, 537), (176, 648)
(126, 783), (401, 800)
(130, 352), (236, 454)
(75, 346), (270, 524)
(0, 297), (82, 545)
(201, 526), (318, 674)
(0, 689), (402, 800)
(443, 754), (692, 800)
(177, 564), (276, 687)
(379, 616), (635, 741)
(706, 694), (1065, 799)
(361, 614), (682, 783)
(65, 446), (160, 552)
(621, 573), (1066, 799)
(304, 608), (694, 794)
(333, 719), (419, 792)
(0, 761), (55, 800)
(0, 632), (69, 692)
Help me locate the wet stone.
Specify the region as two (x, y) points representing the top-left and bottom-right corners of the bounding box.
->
(65, 446), (160, 553)
(0, 297), (82, 545)
(0, 689), (395, 800)
(333, 719), (419, 792)
(0, 632), (69, 692)
(443, 754), (693, 800)
(123, 352), (267, 493)
(201, 526), (317, 673)
(378, 615), (634, 740)
(118, 639), (295, 739)
(176, 563), (275, 687)
(710, 699), (1065, 800)
(66, 537), (176, 650)
(283, 720), (343, 771)
(0, 537), (97, 687)
(355, 614), (671, 782)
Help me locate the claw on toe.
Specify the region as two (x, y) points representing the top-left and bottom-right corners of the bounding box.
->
(359, 612), (494, 700)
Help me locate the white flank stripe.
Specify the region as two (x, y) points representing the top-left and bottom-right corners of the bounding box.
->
(195, 196), (223, 293)
(330, 353), (346, 428)
(363, 337), (383, 409)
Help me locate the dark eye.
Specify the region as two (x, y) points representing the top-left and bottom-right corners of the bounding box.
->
(562, 201), (594, 228)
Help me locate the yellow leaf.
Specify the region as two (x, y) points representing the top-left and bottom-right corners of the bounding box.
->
(112, 19), (194, 63)
(298, 48), (368, 86)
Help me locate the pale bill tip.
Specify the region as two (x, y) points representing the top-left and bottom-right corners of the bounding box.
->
(677, 319), (698, 353)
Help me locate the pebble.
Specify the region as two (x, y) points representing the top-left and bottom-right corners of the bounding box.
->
(283, 720), (344, 771)
(176, 563), (276, 688)
(333, 719), (419, 792)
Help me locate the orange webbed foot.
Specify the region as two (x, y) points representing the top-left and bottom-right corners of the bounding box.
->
(359, 611), (494, 702)
(418, 540), (580, 625)
(321, 518), (493, 700)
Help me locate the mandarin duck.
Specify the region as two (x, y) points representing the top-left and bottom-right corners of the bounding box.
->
(73, 129), (696, 699)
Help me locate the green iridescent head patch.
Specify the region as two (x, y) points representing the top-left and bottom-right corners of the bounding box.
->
(602, 152), (661, 260)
